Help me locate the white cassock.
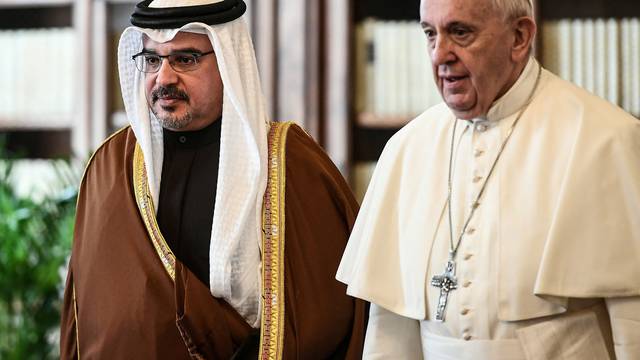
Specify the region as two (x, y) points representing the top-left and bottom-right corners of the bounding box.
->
(337, 58), (640, 359)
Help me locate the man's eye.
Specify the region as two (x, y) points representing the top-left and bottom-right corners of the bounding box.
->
(175, 55), (196, 65)
(452, 28), (470, 37)
(145, 56), (160, 65)
(424, 29), (436, 39)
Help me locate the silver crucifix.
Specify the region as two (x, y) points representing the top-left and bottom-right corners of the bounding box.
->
(430, 257), (458, 322)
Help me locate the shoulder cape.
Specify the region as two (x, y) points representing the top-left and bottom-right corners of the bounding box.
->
(337, 72), (640, 321)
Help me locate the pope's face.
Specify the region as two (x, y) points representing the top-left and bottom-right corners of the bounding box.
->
(420, 0), (521, 120)
(143, 32), (223, 131)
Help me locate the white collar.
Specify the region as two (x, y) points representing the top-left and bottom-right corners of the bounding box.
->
(472, 57), (540, 123)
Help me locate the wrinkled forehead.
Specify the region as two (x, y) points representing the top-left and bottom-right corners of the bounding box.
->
(420, 0), (498, 24)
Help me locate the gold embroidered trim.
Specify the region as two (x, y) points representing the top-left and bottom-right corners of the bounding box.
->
(73, 284), (80, 359)
(259, 121), (292, 360)
(133, 143), (176, 281)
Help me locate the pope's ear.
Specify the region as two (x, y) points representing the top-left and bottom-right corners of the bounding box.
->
(511, 16), (536, 62)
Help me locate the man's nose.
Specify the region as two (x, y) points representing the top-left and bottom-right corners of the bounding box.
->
(430, 36), (456, 66)
(155, 58), (179, 85)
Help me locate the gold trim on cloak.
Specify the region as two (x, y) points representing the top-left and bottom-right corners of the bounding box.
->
(259, 121), (292, 360)
(133, 143), (177, 281)
(73, 284), (80, 360)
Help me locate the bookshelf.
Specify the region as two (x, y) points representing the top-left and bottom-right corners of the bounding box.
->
(539, 1), (640, 118)
(347, 0), (428, 201)
(0, 1), (81, 159)
(0, 0), (137, 159)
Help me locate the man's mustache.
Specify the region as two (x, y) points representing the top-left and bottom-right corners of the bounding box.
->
(151, 86), (189, 104)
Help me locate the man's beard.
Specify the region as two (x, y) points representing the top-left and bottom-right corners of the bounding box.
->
(150, 85), (192, 130)
(153, 110), (193, 130)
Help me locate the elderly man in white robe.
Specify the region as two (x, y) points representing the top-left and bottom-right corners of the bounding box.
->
(337, 0), (640, 359)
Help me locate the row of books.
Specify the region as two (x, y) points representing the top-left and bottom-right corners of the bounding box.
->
(542, 18), (640, 118)
(0, 28), (76, 128)
(354, 19), (441, 127)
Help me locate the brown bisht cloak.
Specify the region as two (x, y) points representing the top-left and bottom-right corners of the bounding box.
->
(60, 122), (367, 359)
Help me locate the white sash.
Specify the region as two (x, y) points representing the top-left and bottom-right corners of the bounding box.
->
(420, 330), (526, 360)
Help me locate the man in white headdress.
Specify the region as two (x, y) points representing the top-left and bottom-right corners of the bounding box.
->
(337, 0), (640, 358)
(59, 0), (367, 358)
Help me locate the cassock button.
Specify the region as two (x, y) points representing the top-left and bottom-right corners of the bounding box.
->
(463, 253), (473, 261)
(463, 333), (472, 341)
(179, 136), (187, 144)
(463, 280), (472, 288)
(467, 227), (476, 235)
(474, 149), (484, 157)
(472, 176), (483, 183)
(476, 123), (488, 132)
(461, 308), (470, 315)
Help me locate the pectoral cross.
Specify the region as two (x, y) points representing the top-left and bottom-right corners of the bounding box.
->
(430, 256), (457, 322)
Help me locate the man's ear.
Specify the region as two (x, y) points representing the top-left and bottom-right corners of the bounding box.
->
(511, 16), (536, 62)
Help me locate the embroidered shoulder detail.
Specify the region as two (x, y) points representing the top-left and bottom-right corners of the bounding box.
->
(259, 121), (293, 360)
(132, 143), (177, 281)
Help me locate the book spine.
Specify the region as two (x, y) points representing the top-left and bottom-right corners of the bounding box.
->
(630, 18), (640, 117)
(606, 18), (619, 106)
(583, 19), (595, 93)
(558, 19), (573, 82)
(542, 20), (560, 75)
(594, 18), (607, 99)
(571, 19), (584, 88)
(621, 18), (632, 113)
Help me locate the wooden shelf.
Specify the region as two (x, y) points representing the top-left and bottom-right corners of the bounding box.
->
(356, 112), (415, 129)
(540, 0), (640, 20)
(354, 0), (420, 22)
(0, 5), (72, 29)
